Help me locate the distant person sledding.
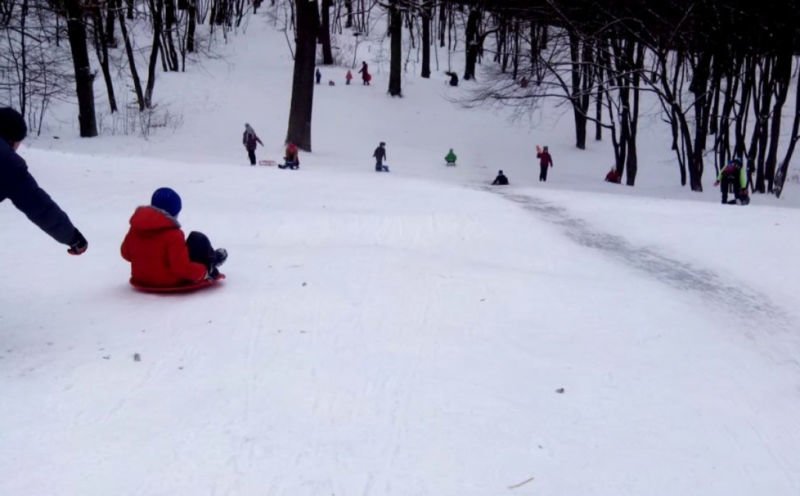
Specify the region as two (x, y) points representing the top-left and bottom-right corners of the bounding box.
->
(445, 71), (459, 87)
(605, 167), (621, 184)
(121, 187), (227, 293)
(714, 157), (749, 205)
(359, 61), (371, 85)
(492, 170), (509, 185)
(373, 142), (389, 172)
(280, 142), (300, 169)
(445, 148), (457, 166)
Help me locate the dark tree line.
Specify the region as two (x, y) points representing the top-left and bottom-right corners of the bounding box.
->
(1, 0), (255, 137)
(442, 0), (800, 193)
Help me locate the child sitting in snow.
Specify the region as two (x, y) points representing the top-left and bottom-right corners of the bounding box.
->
(280, 142), (300, 169)
(445, 148), (457, 166)
(492, 170), (509, 185)
(605, 167), (621, 184)
(121, 187), (227, 288)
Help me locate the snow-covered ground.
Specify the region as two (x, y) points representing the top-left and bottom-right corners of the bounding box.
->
(2, 8), (800, 496)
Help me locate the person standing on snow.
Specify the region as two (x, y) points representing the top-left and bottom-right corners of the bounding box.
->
(714, 158), (749, 205)
(121, 187), (227, 288)
(315, 68), (322, 85)
(346, 70), (353, 85)
(0, 107), (88, 256)
(242, 123), (263, 166)
(373, 142), (388, 172)
(359, 61), (371, 85)
(536, 145), (553, 182)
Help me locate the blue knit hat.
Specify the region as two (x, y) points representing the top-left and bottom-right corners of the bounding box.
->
(151, 187), (182, 217)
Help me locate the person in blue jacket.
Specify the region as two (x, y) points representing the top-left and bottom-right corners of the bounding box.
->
(0, 107), (88, 255)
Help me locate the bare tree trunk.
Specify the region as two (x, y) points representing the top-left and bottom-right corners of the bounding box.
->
(776, 58), (800, 198)
(91, 5), (118, 112)
(438, 0), (445, 47)
(117, 6), (145, 110)
(463, 6), (479, 80)
(64, 0), (98, 137)
(319, 0), (333, 64)
(186, 0), (197, 52)
(388, 0), (402, 96)
(420, 0), (431, 78)
(105, 0), (117, 46)
(765, 52), (791, 192)
(144, 0), (164, 107)
(19, 0), (28, 115)
(163, 0), (180, 70)
(344, 0), (352, 28)
(286, 0), (319, 150)
(595, 64), (603, 141)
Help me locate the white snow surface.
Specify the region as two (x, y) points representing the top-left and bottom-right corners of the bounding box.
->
(2, 9), (800, 496)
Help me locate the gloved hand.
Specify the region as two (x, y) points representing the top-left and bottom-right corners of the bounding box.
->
(713, 180), (720, 186)
(67, 229), (88, 255)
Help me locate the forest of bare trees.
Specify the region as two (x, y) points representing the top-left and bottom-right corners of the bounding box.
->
(3, 0), (800, 196)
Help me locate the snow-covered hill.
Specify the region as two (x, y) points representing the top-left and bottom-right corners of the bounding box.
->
(2, 6), (800, 496)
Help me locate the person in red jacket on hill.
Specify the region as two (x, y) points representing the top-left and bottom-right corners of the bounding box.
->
(280, 142), (300, 169)
(536, 145), (553, 182)
(121, 187), (227, 288)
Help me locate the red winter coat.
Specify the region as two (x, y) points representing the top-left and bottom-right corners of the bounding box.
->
(537, 150), (553, 168)
(285, 143), (298, 161)
(121, 206), (207, 287)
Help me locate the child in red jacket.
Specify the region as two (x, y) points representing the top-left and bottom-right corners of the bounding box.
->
(536, 145), (553, 182)
(280, 142), (300, 169)
(121, 187), (226, 288)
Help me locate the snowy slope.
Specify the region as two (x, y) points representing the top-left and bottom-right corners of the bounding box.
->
(2, 6), (800, 496)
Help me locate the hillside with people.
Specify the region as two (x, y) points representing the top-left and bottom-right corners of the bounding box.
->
(1, 2), (800, 495)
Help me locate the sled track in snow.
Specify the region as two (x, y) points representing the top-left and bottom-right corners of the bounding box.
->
(488, 188), (793, 330)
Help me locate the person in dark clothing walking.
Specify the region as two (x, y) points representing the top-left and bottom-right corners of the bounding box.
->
(492, 170), (509, 185)
(242, 123), (263, 165)
(316, 68), (322, 85)
(536, 145), (553, 182)
(358, 61), (371, 85)
(373, 142), (388, 172)
(0, 107), (88, 255)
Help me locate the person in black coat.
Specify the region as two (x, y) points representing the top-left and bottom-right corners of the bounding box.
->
(492, 170), (509, 185)
(373, 142), (388, 172)
(445, 71), (459, 87)
(358, 62), (371, 85)
(0, 107), (88, 255)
